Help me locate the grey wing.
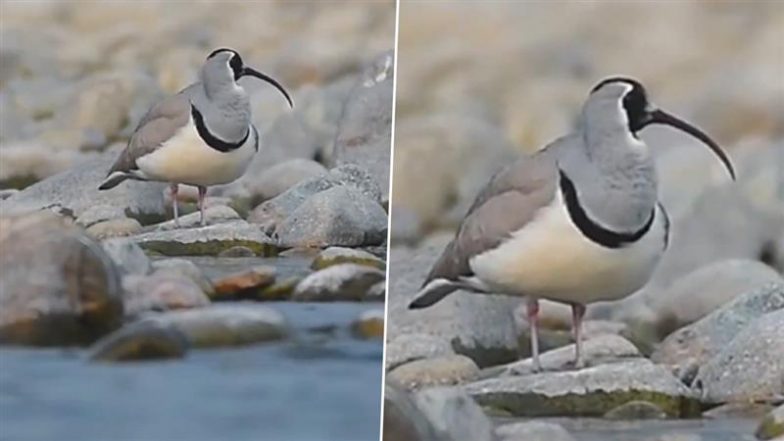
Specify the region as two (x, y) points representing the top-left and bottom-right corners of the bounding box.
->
(106, 93), (191, 174)
(423, 150), (558, 284)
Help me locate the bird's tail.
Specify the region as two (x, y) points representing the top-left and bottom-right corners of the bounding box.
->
(98, 172), (129, 190)
(408, 278), (461, 309)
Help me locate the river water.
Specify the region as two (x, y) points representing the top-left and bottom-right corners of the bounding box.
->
(0, 302), (383, 441)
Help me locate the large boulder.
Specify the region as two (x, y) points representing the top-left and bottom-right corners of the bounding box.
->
(411, 387), (495, 441)
(0, 155), (167, 224)
(0, 212), (123, 345)
(332, 51), (394, 203)
(132, 221), (279, 256)
(275, 186), (387, 248)
(383, 382), (442, 441)
(693, 309), (784, 403)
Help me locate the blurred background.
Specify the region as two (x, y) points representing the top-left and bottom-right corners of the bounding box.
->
(1, 1), (393, 441)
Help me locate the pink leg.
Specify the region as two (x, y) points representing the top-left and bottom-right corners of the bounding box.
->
(170, 183), (180, 227)
(572, 303), (586, 369)
(197, 186), (207, 227)
(527, 298), (541, 372)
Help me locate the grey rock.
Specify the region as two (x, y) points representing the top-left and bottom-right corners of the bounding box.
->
(151, 258), (215, 298)
(383, 381), (442, 441)
(276, 186), (387, 248)
(413, 387), (495, 441)
(312, 246), (386, 270)
(0, 212), (123, 345)
(132, 221), (279, 256)
(328, 163), (384, 205)
(121, 272), (210, 319)
(388, 245), (520, 368)
(248, 174), (339, 233)
(651, 259), (783, 337)
(76, 204), (127, 227)
(142, 304), (288, 348)
(465, 359), (700, 417)
(292, 263), (385, 301)
(150, 205), (240, 231)
(389, 206), (423, 245)
(756, 404), (784, 440)
(385, 333), (455, 371)
(0, 155), (166, 224)
(388, 355), (480, 390)
(250, 158), (328, 203)
(88, 320), (188, 362)
(333, 51), (394, 202)
(101, 238), (151, 276)
(652, 282), (784, 369)
(351, 308), (385, 339)
(485, 334), (641, 378)
(693, 309), (784, 403)
(495, 421), (576, 441)
(0, 189), (19, 200)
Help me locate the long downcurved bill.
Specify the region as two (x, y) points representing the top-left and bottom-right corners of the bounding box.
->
(242, 67), (294, 109)
(650, 109), (735, 180)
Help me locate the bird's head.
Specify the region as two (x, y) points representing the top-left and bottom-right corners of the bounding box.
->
(202, 48), (293, 108)
(587, 76), (734, 180)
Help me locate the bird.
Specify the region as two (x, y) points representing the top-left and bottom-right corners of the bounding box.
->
(98, 48), (293, 226)
(408, 77), (735, 371)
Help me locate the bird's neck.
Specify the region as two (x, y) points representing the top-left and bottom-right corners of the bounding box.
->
(195, 84), (251, 142)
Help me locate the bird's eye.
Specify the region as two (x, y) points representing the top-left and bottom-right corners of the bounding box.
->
(229, 54), (243, 80)
(622, 86), (647, 132)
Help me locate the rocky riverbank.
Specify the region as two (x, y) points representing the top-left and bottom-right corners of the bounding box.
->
(385, 2), (783, 441)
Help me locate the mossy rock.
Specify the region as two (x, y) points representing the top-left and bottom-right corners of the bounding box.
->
(756, 405), (784, 440)
(311, 246), (386, 271)
(88, 321), (188, 362)
(133, 222), (280, 257)
(256, 276), (301, 301)
(465, 360), (701, 418)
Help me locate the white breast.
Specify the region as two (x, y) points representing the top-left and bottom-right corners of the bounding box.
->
(469, 192), (666, 304)
(136, 117), (256, 187)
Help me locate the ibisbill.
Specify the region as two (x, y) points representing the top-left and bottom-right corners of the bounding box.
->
(99, 48), (293, 226)
(409, 77), (735, 371)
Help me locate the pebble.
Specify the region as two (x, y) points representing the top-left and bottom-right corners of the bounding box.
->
(121, 272), (210, 319)
(150, 258), (215, 298)
(211, 266), (276, 300)
(311, 246), (386, 270)
(385, 333), (455, 372)
(351, 308), (384, 339)
(292, 263), (385, 301)
(388, 355), (480, 390)
(88, 321), (188, 362)
(86, 217), (143, 239)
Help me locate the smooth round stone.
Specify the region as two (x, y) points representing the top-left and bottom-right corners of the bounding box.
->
(388, 355), (479, 390)
(385, 333), (454, 372)
(292, 263), (385, 302)
(351, 309), (384, 339)
(88, 321), (188, 362)
(311, 246), (386, 271)
(151, 258), (214, 298)
(211, 266), (276, 300)
(121, 273), (210, 318)
(256, 276), (301, 301)
(86, 218), (143, 239)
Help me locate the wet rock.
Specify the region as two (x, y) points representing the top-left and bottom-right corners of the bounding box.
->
(366, 280), (386, 302)
(101, 237), (151, 276)
(292, 263), (385, 301)
(351, 308), (384, 339)
(312, 246), (386, 270)
(86, 217), (143, 239)
(603, 400), (668, 420)
(651, 259), (783, 337)
(150, 258), (214, 298)
(333, 51), (394, 202)
(383, 382), (441, 441)
(275, 186), (387, 248)
(495, 421), (576, 441)
(465, 359), (700, 417)
(88, 321), (188, 362)
(121, 272), (209, 318)
(257, 276), (301, 301)
(653, 282), (784, 369)
(693, 309), (784, 404)
(388, 245), (520, 368)
(756, 404), (784, 440)
(385, 333), (455, 371)
(485, 334), (642, 378)
(0, 212), (123, 345)
(151, 205), (240, 231)
(412, 386), (495, 441)
(388, 355), (479, 390)
(217, 246), (257, 258)
(211, 266), (276, 300)
(703, 402), (774, 419)
(133, 221), (279, 256)
(0, 155), (167, 224)
(143, 304), (288, 348)
(249, 158), (328, 203)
